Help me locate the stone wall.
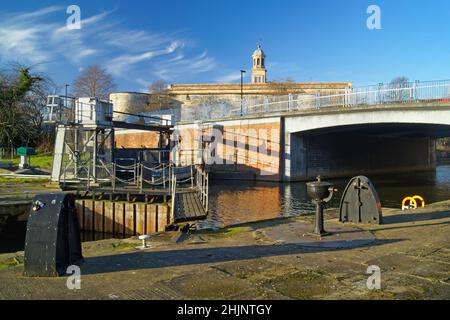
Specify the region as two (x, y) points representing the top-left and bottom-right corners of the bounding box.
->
(114, 130), (160, 149)
(175, 117), (283, 181)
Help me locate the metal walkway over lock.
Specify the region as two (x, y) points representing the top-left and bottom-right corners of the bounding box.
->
(45, 95), (209, 228)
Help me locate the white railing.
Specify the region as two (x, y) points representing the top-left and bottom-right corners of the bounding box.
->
(238, 80), (450, 116)
(183, 80), (450, 120)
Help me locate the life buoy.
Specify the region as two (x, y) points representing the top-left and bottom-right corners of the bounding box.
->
(402, 197), (417, 210)
(401, 195), (425, 210)
(412, 195), (425, 208)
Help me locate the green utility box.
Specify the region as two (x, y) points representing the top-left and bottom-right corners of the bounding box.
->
(17, 147), (36, 156)
(17, 147), (36, 169)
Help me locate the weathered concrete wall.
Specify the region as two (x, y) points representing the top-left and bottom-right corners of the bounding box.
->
(110, 92), (150, 119)
(175, 117), (283, 181)
(115, 130), (160, 149)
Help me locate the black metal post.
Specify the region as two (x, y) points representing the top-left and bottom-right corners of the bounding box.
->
(240, 70), (246, 116)
(312, 200), (328, 236)
(64, 84), (70, 122)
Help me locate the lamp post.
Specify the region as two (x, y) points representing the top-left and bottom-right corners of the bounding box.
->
(64, 84), (70, 122)
(240, 70), (246, 116)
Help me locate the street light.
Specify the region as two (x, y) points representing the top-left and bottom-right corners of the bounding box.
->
(64, 84), (70, 122)
(240, 70), (246, 116)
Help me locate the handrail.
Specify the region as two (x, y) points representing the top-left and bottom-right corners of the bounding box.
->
(182, 79), (450, 121)
(113, 110), (171, 126)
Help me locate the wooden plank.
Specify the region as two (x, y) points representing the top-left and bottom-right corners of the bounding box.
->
(183, 193), (193, 217)
(188, 192), (203, 217)
(157, 205), (169, 232)
(114, 202), (125, 237)
(193, 193), (204, 217)
(104, 201), (114, 234)
(188, 193), (198, 217)
(136, 203), (146, 235)
(191, 193), (201, 216)
(124, 203), (135, 236)
(94, 201), (104, 233)
(84, 200), (93, 232)
(149, 204), (158, 233)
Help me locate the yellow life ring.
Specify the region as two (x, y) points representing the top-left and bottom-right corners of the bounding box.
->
(402, 197), (417, 210)
(412, 195), (425, 208)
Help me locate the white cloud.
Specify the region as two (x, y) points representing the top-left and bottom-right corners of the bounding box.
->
(107, 41), (183, 76)
(0, 6), (217, 89)
(152, 51), (216, 82)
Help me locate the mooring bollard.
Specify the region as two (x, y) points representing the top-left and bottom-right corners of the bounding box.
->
(305, 176), (337, 237)
(137, 234), (151, 249)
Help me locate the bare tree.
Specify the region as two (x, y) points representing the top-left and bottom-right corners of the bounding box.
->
(148, 80), (171, 111)
(389, 76), (410, 102)
(390, 76), (409, 88)
(73, 65), (116, 100)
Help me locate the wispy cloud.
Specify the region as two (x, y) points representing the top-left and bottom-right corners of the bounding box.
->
(152, 51), (216, 82)
(215, 71), (243, 83)
(0, 6), (216, 90)
(107, 41), (182, 76)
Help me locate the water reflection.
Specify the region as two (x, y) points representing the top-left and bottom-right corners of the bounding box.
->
(198, 165), (450, 229)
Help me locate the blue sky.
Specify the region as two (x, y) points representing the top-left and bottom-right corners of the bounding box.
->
(1, 0), (450, 93)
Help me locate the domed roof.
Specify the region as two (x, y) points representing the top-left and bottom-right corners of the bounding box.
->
(253, 44), (265, 56)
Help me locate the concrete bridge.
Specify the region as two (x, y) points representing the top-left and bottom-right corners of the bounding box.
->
(173, 79), (450, 181)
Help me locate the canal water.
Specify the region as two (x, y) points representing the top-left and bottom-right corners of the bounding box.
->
(3, 165), (450, 253)
(198, 165), (450, 229)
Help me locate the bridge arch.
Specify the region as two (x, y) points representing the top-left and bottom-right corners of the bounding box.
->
(284, 106), (450, 134)
(283, 106), (450, 181)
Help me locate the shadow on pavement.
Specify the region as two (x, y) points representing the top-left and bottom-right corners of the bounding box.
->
(81, 238), (404, 275)
(382, 210), (450, 224)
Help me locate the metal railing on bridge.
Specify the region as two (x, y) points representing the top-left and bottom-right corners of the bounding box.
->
(182, 79), (450, 121)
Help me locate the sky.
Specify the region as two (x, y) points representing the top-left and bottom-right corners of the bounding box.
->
(1, 0), (450, 93)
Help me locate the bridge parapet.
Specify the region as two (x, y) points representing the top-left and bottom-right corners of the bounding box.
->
(184, 79), (450, 121)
